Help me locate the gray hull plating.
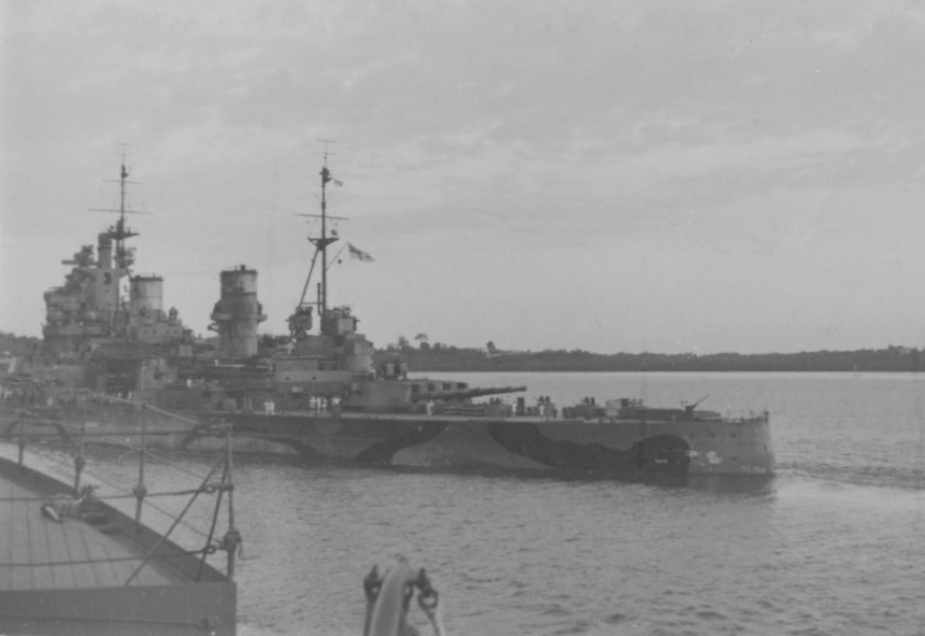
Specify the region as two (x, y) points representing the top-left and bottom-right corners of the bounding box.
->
(5, 406), (774, 480)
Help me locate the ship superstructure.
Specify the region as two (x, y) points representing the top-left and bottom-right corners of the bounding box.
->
(1, 155), (775, 484)
(271, 154), (380, 396)
(190, 153), (479, 412)
(38, 161), (190, 388)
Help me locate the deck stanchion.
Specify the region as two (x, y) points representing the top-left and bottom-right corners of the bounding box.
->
(222, 425), (240, 579)
(73, 425), (86, 494)
(73, 405), (86, 493)
(133, 403), (148, 532)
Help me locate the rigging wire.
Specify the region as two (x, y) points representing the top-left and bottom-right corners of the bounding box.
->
(0, 441), (213, 540)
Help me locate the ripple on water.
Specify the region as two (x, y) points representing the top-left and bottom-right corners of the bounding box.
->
(7, 371), (923, 636)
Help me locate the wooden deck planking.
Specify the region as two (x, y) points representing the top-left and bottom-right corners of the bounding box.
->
(81, 521), (128, 587)
(2, 472), (173, 592)
(35, 503), (58, 589)
(42, 509), (78, 590)
(75, 518), (118, 587)
(79, 519), (173, 588)
(60, 517), (100, 589)
(6, 487), (35, 591)
(23, 486), (57, 590)
(105, 535), (171, 588)
(0, 482), (15, 591)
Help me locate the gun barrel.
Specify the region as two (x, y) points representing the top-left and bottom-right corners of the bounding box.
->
(414, 385), (527, 402)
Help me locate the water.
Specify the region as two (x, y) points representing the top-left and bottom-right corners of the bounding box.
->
(5, 372), (924, 635)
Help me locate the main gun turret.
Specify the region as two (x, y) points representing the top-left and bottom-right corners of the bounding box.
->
(412, 385), (527, 403)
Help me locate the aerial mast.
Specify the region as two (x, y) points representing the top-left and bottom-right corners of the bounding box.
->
(304, 143), (342, 318)
(319, 151), (332, 315)
(113, 160), (138, 270)
(290, 143), (347, 340)
(90, 151), (146, 271)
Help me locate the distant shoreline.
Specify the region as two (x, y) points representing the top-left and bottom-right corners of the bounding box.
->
(378, 345), (924, 374)
(2, 332), (921, 374)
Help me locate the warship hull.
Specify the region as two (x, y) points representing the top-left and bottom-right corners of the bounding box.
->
(2, 405), (774, 480)
(2, 156), (775, 487)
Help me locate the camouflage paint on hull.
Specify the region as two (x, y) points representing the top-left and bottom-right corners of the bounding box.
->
(3, 405), (774, 480)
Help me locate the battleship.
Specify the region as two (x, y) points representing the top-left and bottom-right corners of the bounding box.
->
(0, 157), (775, 482)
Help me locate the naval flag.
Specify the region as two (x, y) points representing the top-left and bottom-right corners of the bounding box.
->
(347, 243), (374, 262)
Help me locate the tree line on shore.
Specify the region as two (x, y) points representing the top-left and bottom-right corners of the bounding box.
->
(3, 331), (922, 373)
(378, 341), (925, 373)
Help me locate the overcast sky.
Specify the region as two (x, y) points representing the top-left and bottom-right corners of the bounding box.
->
(1, 1), (923, 354)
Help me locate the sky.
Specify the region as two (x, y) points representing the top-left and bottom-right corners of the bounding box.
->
(1, 0), (923, 355)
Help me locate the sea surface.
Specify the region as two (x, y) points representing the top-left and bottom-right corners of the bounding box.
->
(4, 372), (924, 635)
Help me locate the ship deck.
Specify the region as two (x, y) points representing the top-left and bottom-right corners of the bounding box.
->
(0, 452), (237, 635)
(271, 409), (763, 426)
(0, 468), (173, 592)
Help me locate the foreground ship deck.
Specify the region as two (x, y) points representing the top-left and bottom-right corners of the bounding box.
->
(0, 449), (236, 635)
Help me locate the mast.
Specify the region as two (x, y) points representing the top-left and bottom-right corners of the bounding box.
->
(296, 146), (345, 322)
(317, 155), (334, 315)
(92, 155), (143, 271)
(112, 161), (138, 271)
(290, 145), (351, 340)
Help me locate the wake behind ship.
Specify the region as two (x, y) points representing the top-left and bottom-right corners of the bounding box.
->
(0, 156), (775, 483)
